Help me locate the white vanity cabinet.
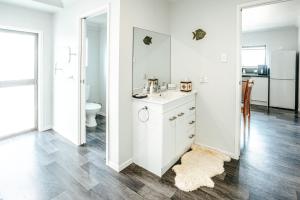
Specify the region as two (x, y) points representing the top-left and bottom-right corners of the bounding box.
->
(132, 91), (196, 177)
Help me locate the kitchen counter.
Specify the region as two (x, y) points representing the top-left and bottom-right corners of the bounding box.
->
(242, 74), (269, 78)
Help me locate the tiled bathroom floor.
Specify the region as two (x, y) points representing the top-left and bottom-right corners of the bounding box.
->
(86, 115), (106, 152)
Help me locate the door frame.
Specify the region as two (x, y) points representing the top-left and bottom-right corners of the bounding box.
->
(235, 0), (293, 159)
(0, 26), (43, 138)
(78, 5), (110, 164)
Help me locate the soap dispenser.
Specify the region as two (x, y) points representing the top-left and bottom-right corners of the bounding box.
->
(143, 82), (149, 93)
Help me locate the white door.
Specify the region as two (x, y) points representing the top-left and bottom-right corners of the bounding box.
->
(270, 79), (295, 109)
(79, 18), (87, 144)
(53, 45), (79, 145)
(0, 29), (38, 138)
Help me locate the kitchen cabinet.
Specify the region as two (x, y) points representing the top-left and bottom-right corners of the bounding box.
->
(243, 76), (268, 106)
(251, 77), (268, 106)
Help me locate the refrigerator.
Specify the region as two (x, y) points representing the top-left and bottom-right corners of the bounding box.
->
(270, 50), (297, 110)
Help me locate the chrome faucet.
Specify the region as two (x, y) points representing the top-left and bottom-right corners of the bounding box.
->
(157, 85), (162, 96)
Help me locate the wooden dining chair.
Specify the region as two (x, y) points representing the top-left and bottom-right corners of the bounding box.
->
(241, 80), (254, 131)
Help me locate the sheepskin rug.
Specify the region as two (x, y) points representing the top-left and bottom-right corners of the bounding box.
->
(172, 144), (231, 192)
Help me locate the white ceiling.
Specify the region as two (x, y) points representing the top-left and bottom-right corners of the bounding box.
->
(242, 0), (300, 32)
(1, 0), (299, 30)
(0, 0), (77, 13)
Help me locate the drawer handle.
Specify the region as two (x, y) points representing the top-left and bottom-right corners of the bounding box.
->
(189, 107), (196, 111)
(169, 116), (177, 121)
(177, 112), (185, 117)
(189, 134), (195, 139)
(189, 121), (195, 125)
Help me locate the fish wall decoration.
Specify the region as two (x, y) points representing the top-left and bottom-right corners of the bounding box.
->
(192, 29), (206, 40)
(143, 36), (152, 45)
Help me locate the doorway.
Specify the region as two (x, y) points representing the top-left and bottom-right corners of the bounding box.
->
(0, 29), (38, 139)
(79, 8), (109, 160)
(237, 0), (300, 152)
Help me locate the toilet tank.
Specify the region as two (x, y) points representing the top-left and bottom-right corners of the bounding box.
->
(85, 84), (90, 101)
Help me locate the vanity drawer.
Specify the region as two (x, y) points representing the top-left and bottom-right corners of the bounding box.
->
(185, 101), (196, 115)
(173, 100), (196, 119)
(186, 114), (196, 129)
(187, 127), (196, 146)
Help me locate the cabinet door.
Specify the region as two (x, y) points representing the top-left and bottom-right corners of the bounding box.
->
(176, 112), (187, 157)
(251, 77), (268, 104)
(162, 111), (176, 167)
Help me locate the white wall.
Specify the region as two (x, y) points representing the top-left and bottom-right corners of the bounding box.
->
(0, 3), (53, 131)
(242, 27), (298, 67)
(119, 0), (170, 166)
(53, 0), (120, 169)
(86, 23), (107, 114)
(169, 0), (257, 157)
(86, 24), (101, 102)
(98, 26), (107, 114)
(120, 0), (259, 164)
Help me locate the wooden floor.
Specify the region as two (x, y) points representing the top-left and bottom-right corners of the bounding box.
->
(0, 110), (299, 200)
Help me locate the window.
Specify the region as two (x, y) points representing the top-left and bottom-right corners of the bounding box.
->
(0, 29), (37, 137)
(242, 46), (266, 67)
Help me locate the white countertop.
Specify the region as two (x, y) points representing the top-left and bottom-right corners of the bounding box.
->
(132, 90), (197, 105)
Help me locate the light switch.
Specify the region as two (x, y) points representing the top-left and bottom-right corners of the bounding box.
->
(200, 76), (208, 83)
(221, 53), (228, 63)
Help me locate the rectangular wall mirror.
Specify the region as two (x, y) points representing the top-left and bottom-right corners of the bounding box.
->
(132, 27), (171, 95)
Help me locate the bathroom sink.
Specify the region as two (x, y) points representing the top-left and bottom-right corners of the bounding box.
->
(141, 90), (196, 104)
(151, 91), (185, 99)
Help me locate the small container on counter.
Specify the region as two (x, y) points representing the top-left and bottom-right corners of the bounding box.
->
(167, 83), (177, 90)
(180, 81), (192, 92)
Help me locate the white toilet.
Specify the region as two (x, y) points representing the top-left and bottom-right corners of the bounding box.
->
(85, 85), (102, 127)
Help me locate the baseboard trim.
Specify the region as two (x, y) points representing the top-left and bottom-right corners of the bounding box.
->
(0, 129), (35, 141)
(119, 158), (133, 171)
(52, 128), (80, 145)
(107, 161), (119, 172)
(194, 142), (238, 160)
(39, 125), (52, 132)
(107, 158), (133, 172)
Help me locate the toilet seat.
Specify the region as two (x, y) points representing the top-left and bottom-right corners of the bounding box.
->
(86, 103), (101, 111)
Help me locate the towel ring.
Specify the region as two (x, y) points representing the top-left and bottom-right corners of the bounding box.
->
(138, 106), (149, 123)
